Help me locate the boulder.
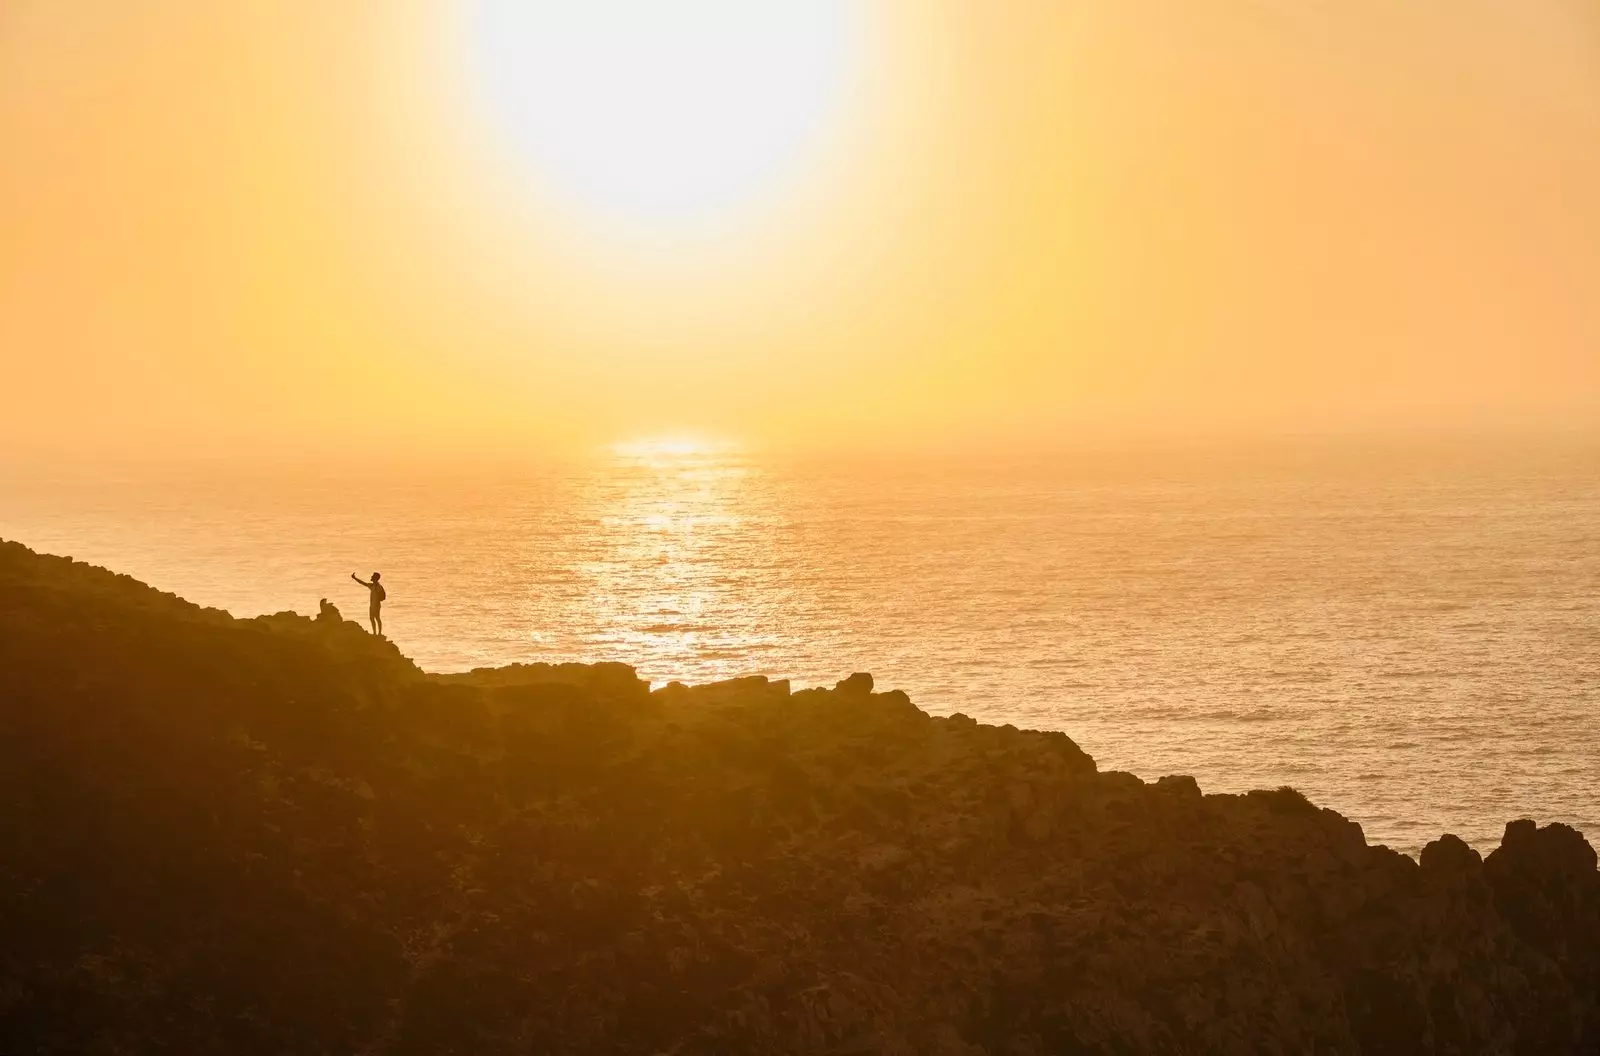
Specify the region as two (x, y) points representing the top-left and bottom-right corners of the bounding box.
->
(836, 672), (875, 694)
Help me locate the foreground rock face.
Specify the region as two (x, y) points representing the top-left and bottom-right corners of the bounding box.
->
(0, 540), (1596, 1055)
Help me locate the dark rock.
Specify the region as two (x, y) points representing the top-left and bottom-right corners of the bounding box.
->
(1155, 774), (1202, 797)
(836, 672), (874, 694)
(0, 538), (1595, 1055)
(873, 688), (915, 713)
(1484, 820), (1600, 1046)
(1420, 833), (1482, 874)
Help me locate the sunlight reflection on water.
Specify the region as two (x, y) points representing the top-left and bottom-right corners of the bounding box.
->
(583, 440), (779, 682)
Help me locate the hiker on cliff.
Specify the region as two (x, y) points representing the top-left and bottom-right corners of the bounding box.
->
(350, 572), (386, 636)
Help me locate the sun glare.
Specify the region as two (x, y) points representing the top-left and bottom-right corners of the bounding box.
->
(467, 0), (857, 227)
(610, 436), (733, 461)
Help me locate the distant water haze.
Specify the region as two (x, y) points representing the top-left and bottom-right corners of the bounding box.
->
(3, 436), (1596, 857)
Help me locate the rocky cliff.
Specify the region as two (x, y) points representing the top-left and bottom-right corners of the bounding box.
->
(1, 539), (1595, 1054)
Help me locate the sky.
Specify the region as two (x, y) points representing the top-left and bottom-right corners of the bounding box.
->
(2, 1), (1598, 460)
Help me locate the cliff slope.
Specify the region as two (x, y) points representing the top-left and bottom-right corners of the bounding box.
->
(1, 540), (1596, 1054)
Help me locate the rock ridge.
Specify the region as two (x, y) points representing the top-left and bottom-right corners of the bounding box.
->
(1, 539), (1596, 1054)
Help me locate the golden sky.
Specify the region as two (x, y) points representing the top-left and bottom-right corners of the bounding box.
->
(3, 1), (1598, 459)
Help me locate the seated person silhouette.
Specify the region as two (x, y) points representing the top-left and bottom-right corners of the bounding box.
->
(350, 572), (386, 636)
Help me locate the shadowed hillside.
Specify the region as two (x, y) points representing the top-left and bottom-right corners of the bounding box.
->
(1, 539), (1596, 1054)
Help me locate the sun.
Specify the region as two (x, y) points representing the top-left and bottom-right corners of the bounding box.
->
(467, 0), (858, 227)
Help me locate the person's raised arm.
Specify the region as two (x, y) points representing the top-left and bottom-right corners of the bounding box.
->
(351, 573), (368, 587)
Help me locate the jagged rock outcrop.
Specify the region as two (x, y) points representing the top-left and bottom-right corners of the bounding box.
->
(0, 539), (1595, 1054)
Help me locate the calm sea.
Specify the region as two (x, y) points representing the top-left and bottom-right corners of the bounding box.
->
(4, 438), (1597, 855)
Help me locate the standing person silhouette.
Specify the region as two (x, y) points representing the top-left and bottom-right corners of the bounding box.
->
(350, 572), (386, 636)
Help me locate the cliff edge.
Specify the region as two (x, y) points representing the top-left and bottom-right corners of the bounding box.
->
(1, 540), (1596, 1054)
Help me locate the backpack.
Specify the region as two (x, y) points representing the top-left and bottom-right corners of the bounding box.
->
(373, 583), (387, 602)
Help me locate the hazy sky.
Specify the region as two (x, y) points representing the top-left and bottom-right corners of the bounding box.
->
(3, 1), (1598, 458)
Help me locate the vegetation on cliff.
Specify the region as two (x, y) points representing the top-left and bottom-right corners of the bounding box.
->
(1, 539), (1596, 1054)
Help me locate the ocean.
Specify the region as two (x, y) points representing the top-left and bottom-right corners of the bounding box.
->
(4, 437), (1597, 855)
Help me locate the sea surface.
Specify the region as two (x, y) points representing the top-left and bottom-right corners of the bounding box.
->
(4, 438), (1597, 855)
